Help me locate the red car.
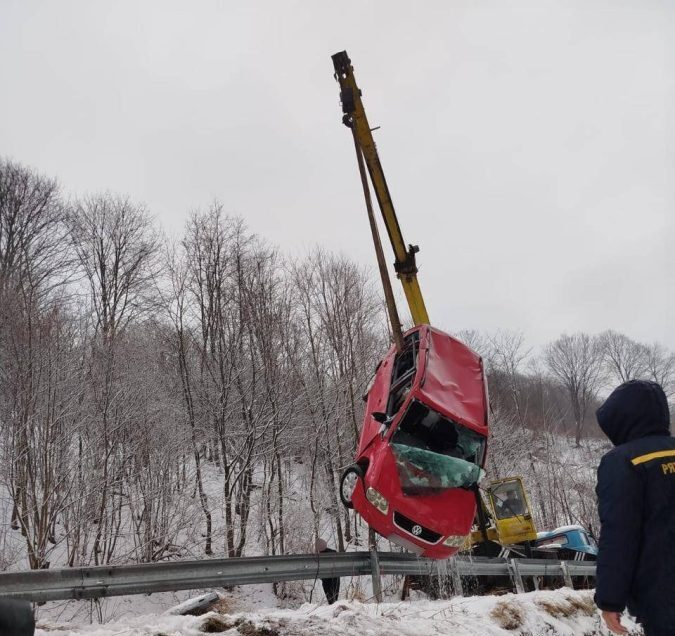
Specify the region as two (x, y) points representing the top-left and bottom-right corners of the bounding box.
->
(340, 325), (489, 559)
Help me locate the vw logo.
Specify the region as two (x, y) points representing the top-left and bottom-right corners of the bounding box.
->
(411, 525), (423, 536)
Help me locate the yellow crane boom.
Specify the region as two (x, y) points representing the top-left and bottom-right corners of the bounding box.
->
(332, 51), (430, 326)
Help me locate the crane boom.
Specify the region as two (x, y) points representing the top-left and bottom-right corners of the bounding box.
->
(332, 51), (430, 326)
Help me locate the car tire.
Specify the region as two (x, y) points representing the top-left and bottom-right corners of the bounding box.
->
(340, 464), (364, 509)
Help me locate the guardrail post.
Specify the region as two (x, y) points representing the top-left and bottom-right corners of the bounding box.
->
(370, 549), (382, 602)
(368, 528), (382, 602)
(508, 559), (525, 594)
(559, 561), (574, 589)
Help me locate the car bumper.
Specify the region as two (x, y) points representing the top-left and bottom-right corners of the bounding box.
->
(352, 484), (474, 559)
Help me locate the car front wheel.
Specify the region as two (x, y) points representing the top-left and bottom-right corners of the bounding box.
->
(340, 464), (364, 509)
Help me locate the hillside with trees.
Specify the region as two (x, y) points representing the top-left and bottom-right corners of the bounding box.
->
(1, 158), (673, 580)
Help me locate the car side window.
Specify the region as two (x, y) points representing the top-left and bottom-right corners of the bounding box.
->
(387, 332), (420, 416)
(388, 380), (412, 415)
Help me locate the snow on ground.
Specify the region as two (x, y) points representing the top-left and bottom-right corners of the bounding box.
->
(34, 583), (281, 625)
(35, 589), (640, 636)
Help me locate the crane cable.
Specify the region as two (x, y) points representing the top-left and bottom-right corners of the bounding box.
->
(350, 131), (404, 353)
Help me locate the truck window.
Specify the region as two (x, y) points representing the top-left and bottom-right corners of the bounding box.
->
(490, 482), (528, 519)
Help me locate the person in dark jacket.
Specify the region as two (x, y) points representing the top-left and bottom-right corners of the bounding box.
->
(595, 380), (674, 635)
(0, 599), (35, 636)
(315, 539), (340, 604)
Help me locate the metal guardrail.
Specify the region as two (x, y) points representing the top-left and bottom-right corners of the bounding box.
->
(0, 552), (596, 603)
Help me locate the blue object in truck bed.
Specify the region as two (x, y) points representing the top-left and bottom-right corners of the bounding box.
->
(534, 524), (598, 560)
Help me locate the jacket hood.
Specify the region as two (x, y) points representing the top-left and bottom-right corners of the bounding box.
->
(596, 380), (670, 446)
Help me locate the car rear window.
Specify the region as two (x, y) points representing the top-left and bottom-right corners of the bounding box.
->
(391, 400), (485, 494)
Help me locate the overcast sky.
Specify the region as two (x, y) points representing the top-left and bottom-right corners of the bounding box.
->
(1, 0), (673, 350)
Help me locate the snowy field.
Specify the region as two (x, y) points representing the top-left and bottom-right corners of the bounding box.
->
(34, 589), (639, 636)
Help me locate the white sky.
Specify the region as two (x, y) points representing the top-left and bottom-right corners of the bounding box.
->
(1, 0), (673, 350)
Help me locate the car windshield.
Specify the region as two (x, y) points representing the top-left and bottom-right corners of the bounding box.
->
(390, 400), (485, 495)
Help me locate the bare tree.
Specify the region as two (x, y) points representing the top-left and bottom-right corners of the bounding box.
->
(488, 330), (532, 426)
(67, 193), (160, 565)
(0, 160), (75, 570)
(67, 193), (160, 341)
(178, 206), (275, 557)
(120, 326), (195, 563)
(643, 342), (675, 398)
(599, 330), (648, 385)
(164, 241), (214, 556)
(453, 329), (491, 362)
(0, 306), (85, 569)
(244, 251), (296, 564)
(544, 333), (605, 445)
(287, 249), (384, 551)
(0, 158), (71, 302)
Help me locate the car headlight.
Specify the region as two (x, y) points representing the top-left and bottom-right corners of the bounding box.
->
(365, 487), (389, 514)
(443, 534), (468, 547)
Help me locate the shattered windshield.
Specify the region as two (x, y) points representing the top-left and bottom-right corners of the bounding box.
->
(391, 400), (485, 495)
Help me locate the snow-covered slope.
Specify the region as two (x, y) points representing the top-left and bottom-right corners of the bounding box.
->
(35, 589), (637, 635)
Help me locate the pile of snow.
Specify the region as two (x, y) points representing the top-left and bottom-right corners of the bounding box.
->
(35, 589), (639, 635)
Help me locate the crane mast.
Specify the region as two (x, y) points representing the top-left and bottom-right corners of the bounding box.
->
(332, 51), (430, 327)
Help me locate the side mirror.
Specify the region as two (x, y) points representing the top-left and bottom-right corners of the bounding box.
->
(372, 412), (388, 424)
